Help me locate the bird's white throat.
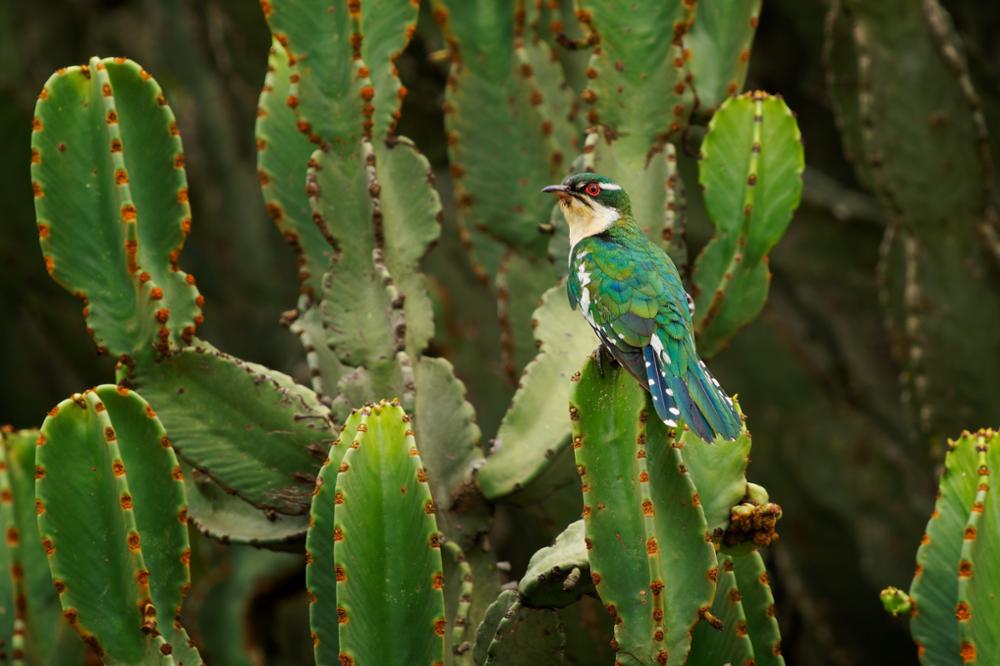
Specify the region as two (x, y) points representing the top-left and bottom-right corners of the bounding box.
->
(560, 198), (620, 249)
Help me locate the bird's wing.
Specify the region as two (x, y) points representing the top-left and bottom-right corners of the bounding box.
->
(574, 237), (741, 442)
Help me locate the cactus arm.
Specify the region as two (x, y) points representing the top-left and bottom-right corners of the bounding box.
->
(732, 552), (785, 666)
(958, 432), (999, 664)
(645, 400), (722, 664)
(688, 558), (755, 666)
(182, 460), (308, 549)
(674, 410), (751, 536)
(99, 60), (203, 351)
(434, 0), (574, 256)
(692, 92), (805, 357)
(312, 137), (440, 383)
(826, 0), (1000, 439)
(908, 431), (981, 663)
(333, 403), (446, 665)
(357, 0), (420, 142)
(1, 430), (84, 664)
(473, 590), (518, 666)
(686, 1), (762, 113)
(571, 359), (718, 665)
(413, 356), (487, 543)
(0, 437), (17, 659)
(37, 388), (200, 663)
(256, 38), (334, 301)
(576, 0), (695, 159)
(474, 589), (566, 666)
(375, 137), (443, 356)
(32, 60), (159, 360)
(261, 0), (365, 153)
(306, 410), (363, 665)
(37, 391), (152, 663)
(442, 539), (475, 657)
(286, 296), (346, 400)
(131, 344), (335, 516)
(92, 387), (202, 666)
(478, 285), (595, 500)
(518, 519), (593, 608)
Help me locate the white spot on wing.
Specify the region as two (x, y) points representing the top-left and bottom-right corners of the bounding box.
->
(668, 407), (680, 416)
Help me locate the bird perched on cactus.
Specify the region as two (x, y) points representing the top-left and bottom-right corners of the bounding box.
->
(543, 173), (742, 443)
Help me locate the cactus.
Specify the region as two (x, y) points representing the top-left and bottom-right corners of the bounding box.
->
(19, 2), (811, 664)
(570, 357), (783, 665)
(826, 0), (1000, 441)
(477, 285), (593, 500)
(686, 1), (762, 114)
(37, 386), (200, 663)
(518, 519), (592, 608)
(881, 429), (1000, 664)
(0, 428), (84, 665)
(256, 38), (333, 303)
(688, 558), (753, 666)
(570, 358), (717, 664)
(31, 56), (203, 361)
(132, 344), (335, 516)
(731, 552), (784, 666)
(433, 0), (575, 256)
(576, 0), (694, 160)
(306, 401), (446, 665)
(473, 589), (565, 666)
(691, 92), (805, 357)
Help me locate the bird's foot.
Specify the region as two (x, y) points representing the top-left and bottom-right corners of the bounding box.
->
(595, 344), (617, 378)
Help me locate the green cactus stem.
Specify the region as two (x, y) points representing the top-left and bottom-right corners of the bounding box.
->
(576, 0), (694, 160)
(442, 539), (475, 657)
(688, 558), (754, 666)
(0, 429), (84, 665)
(733, 552), (785, 666)
(413, 356), (489, 547)
(434, 0), (576, 256)
(691, 91), (805, 357)
(182, 461), (308, 550)
(37, 386), (200, 663)
(906, 429), (993, 663)
(256, 39), (334, 301)
(686, 1), (762, 113)
(332, 402), (446, 665)
(478, 285), (594, 501)
(668, 405), (751, 538)
(474, 590), (565, 666)
(518, 519), (593, 609)
(131, 343), (335, 516)
(306, 410), (363, 665)
(826, 0), (1000, 440)
(260, 0), (365, 153)
(0, 436), (17, 660)
(31, 57), (203, 360)
(310, 137), (440, 383)
(571, 358), (717, 665)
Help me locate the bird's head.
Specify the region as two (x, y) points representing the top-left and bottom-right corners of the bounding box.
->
(542, 173), (631, 246)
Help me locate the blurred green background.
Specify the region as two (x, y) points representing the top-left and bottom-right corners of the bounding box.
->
(4, 1), (1000, 664)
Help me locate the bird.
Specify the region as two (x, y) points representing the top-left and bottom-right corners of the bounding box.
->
(543, 173), (742, 443)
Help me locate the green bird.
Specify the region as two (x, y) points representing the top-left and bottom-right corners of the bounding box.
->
(543, 173), (742, 443)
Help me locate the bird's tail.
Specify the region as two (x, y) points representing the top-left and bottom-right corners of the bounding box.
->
(642, 342), (742, 443)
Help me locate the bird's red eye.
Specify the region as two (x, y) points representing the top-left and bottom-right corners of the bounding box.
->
(585, 183), (601, 197)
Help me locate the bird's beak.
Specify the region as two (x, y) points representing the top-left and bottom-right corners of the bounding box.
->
(542, 184), (571, 200)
